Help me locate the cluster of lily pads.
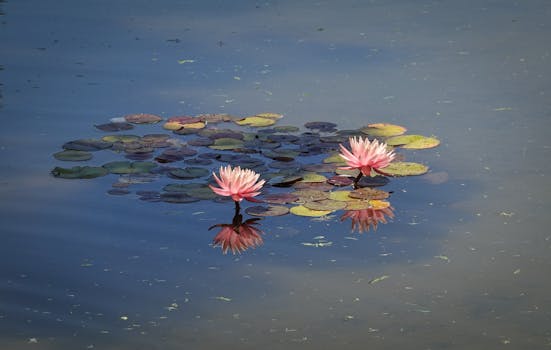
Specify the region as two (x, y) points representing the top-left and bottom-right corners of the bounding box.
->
(51, 113), (439, 218)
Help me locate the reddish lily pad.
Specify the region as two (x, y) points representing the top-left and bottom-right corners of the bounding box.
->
(292, 182), (334, 191)
(327, 175), (353, 186)
(292, 189), (329, 202)
(348, 188), (390, 200)
(124, 113), (163, 124)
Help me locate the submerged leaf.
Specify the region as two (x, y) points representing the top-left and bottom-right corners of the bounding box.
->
(51, 166), (108, 179)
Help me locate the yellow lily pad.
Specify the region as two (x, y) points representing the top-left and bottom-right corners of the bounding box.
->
(349, 188), (390, 200)
(290, 205), (332, 217)
(255, 112), (283, 119)
(361, 123), (407, 137)
(163, 121), (184, 130)
(235, 116), (276, 127)
(329, 191), (352, 201)
(182, 121), (206, 129)
(368, 200), (391, 209)
(385, 134), (425, 146)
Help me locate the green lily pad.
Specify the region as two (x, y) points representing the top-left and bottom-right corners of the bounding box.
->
(274, 125), (299, 133)
(51, 166), (108, 179)
(255, 112), (284, 119)
(301, 163), (337, 173)
(161, 192), (200, 203)
(323, 153), (346, 164)
(381, 162), (429, 176)
(290, 205), (332, 217)
(304, 199), (347, 211)
(245, 205), (289, 217)
(361, 123), (407, 137)
(260, 193), (299, 204)
(62, 139), (113, 151)
(401, 136), (440, 149)
(270, 175), (303, 187)
(168, 167), (209, 179)
(298, 173), (327, 183)
(385, 134), (425, 146)
(186, 186), (218, 200)
(53, 150), (93, 161)
(209, 138), (245, 150)
(293, 182), (334, 191)
(95, 122), (134, 132)
(102, 161), (156, 174)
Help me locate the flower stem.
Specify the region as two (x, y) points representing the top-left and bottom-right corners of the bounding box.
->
(353, 172), (363, 189)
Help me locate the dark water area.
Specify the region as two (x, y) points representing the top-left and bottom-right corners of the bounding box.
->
(1, 1), (551, 349)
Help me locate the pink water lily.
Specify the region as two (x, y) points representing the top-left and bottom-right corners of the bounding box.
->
(209, 165), (265, 202)
(339, 136), (396, 176)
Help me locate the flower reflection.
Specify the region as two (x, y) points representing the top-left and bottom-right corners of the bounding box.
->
(209, 206), (264, 254)
(340, 207), (395, 233)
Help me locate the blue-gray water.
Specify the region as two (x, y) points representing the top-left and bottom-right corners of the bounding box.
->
(1, 1), (550, 349)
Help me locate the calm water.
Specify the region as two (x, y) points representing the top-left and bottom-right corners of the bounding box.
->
(1, 1), (550, 349)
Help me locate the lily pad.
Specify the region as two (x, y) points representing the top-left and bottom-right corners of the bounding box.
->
(101, 134), (141, 144)
(235, 116), (276, 127)
(95, 122), (134, 132)
(292, 189), (329, 202)
(187, 138), (214, 147)
(62, 139), (113, 151)
(51, 166), (108, 179)
(348, 188), (390, 200)
(361, 123), (407, 137)
(290, 205), (332, 217)
(304, 199), (347, 211)
(381, 162), (429, 176)
(301, 163), (337, 173)
(401, 136), (440, 149)
(161, 192), (200, 203)
(102, 161), (157, 174)
(260, 193), (300, 204)
(270, 175), (303, 187)
(209, 138), (245, 150)
(293, 182), (334, 191)
(356, 175), (390, 187)
(53, 150), (93, 161)
(323, 153), (346, 164)
(168, 167), (210, 179)
(327, 175), (353, 186)
(304, 121), (337, 132)
(186, 185), (218, 200)
(298, 172), (327, 183)
(329, 191), (353, 201)
(124, 113), (163, 124)
(274, 125), (299, 133)
(245, 205), (289, 217)
(255, 112), (284, 119)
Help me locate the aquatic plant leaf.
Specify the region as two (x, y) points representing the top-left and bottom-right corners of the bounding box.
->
(260, 193), (299, 204)
(163, 122), (184, 130)
(401, 136), (440, 149)
(304, 121), (337, 132)
(385, 134), (425, 146)
(327, 175), (353, 186)
(381, 162), (429, 176)
(274, 125), (299, 133)
(163, 183), (204, 192)
(161, 192), (200, 203)
(124, 113), (163, 124)
(361, 123), (407, 137)
(62, 139), (113, 151)
(255, 112), (283, 119)
(51, 166), (108, 179)
(184, 158), (213, 166)
(168, 167), (209, 179)
(235, 116), (276, 127)
(270, 175), (303, 187)
(348, 188), (390, 200)
(329, 191), (353, 201)
(292, 189), (329, 202)
(186, 186), (218, 200)
(187, 138), (214, 147)
(298, 173), (327, 183)
(95, 122), (134, 132)
(246, 205), (289, 217)
(53, 150), (93, 161)
(290, 205), (332, 217)
(209, 138), (245, 150)
(292, 182), (334, 191)
(356, 175), (390, 187)
(101, 134), (141, 143)
(323, 153), (346, 164)
(301, 163), (337, 173)
(304, 199), (347, 211)
(345, 199), (390, 210)
(102, 161), (156, 174)
(369, 200), (391, 209)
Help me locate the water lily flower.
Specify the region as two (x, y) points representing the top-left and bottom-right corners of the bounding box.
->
(339, 136), (395, 176)
(209, 165), (265, 202)
(339, 136), (395, 187)
(340, 207), (394, 233)
(210, 219), (263, 254)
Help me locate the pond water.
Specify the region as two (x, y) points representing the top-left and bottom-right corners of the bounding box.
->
(1, 0), (550, 349)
